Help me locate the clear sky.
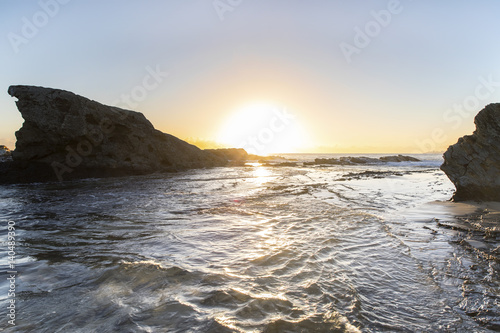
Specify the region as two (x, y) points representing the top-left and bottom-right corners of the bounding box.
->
(1, 0), (500, 154)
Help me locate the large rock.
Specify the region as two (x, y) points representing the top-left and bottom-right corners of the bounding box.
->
(1, 85), (226, 183)
(441, 103), (500, 201)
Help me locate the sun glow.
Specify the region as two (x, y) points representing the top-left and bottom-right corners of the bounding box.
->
(217, 102), (309, 155)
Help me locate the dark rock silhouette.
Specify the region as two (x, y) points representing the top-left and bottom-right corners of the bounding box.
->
(441, 103), (500, 201)
(1, 85), (226, 183)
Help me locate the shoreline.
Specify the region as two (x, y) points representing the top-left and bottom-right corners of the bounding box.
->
(401, 199), (500, 267)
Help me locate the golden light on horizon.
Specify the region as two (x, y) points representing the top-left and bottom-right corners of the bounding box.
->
(216, 102), (310, 155)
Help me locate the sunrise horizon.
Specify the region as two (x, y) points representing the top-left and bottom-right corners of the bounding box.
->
(2, 2), (500, 157)
(183, 137), (447, 156)
(3, 88), (456, 155)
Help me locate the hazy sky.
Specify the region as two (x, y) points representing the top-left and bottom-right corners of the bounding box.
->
(1, 0), (500, 154)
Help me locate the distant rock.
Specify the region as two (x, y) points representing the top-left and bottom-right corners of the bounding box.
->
(206, 148), (249, 162)
(441, 103), (500, 201)
(205, 148), (288, 166)
(1, 85), (226, 184)
(311, 158), (350, 165)
(346, 156), (379, 164)
(309, 155), (419, 166)
(0, 145), (12, 162)
(261, 161), (298, 167)
(379, 155), (420, 162)
(0, 145), (10, 156)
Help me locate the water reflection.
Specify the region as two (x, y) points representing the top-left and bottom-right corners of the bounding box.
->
(249, 163), (272, 185)
(1, 162), (496, 332)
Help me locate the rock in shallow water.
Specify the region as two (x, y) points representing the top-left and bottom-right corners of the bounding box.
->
(441, 103), (500, 201)
(1, 85), (226, 183)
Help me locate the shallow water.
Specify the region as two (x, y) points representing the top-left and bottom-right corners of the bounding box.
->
(1, 154), (499, 332)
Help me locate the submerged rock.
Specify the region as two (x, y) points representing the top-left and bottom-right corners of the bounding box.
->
(1, 85), (226, 183)
(441, 103), (500, 201)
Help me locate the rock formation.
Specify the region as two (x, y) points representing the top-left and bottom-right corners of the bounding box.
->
(441, 103), (500, 201)
(1, 85), (226, 183)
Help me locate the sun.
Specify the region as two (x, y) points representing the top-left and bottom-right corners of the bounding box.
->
(217, 102), (308, 155)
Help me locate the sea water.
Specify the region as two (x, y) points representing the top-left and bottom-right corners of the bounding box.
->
(0, 154), (499, 332)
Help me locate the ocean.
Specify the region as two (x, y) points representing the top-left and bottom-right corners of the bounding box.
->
(1, 153), (499, 332)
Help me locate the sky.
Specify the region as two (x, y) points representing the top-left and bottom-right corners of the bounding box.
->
(1, 0), (500, 154)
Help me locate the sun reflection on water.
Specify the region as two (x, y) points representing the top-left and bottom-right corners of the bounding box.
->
(248, 163), (272, 185)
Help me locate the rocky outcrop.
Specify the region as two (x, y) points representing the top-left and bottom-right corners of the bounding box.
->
(1, 85), (226, 183)
(441, 103), (500, 201)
